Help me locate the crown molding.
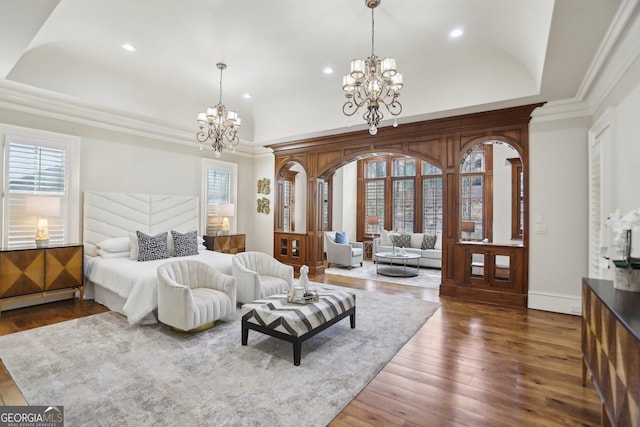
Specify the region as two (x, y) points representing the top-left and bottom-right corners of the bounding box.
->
(0, 80), (259, 157)
(530, 98), (593, 123)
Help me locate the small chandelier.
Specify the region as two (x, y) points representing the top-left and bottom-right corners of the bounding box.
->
(197, 63), (241, 158)
(342, 0), (403, 136)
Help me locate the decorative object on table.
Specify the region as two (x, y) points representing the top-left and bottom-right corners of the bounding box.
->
(605, 208), (640, 291)
(257, 178), (271, 194)
(341, 0), (403, 136)
(196, 63), (241, 158)
(257, 197), (270, 214)
(25, 195), (62, 247)
(299, 265), (310, 293)
(388, 231), (401, 255)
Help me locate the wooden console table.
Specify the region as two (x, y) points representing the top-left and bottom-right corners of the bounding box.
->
(582, 277), (640, 426)
(0, 244), (84, 317)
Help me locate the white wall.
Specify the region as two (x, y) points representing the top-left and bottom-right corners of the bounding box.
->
(252, 153), (275, 255)
(528, 116), (591, 314)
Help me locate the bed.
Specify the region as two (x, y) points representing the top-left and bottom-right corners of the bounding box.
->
(83, 191), (234, 325)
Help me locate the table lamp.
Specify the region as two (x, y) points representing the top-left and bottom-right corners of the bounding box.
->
(219, 203), (235, 235)
(25, 195), (61, 247)
(366, 215), (379, 238)
(461, 220), (475, 241)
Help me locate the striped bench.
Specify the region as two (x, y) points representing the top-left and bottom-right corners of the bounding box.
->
(241, 290), (356, 365)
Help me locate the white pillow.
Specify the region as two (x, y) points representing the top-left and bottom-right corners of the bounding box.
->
(97, 237), (130, 253)
(129, 232), (139, 260)
(97, 249), (129, 258)
(379, 229), (392, 246)
(198, 243), (207, 252)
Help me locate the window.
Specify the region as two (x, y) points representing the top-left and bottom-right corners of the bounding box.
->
(359, 155), (442, 239)
(422, 161), (443, 234)
(201, 159), (237, 235)
(1, 126), (80, 248)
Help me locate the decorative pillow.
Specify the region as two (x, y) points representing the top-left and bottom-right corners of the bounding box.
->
(395, 233), (412, 248)
(380, 229), (392, 246)
(335, 231), (348, 244)
(171, 230), (198, 257)
(421, 234), (437, 250)
(97, 249), (129, 258)
(96, 237), (130, 253)
(129, 232), (139, 260)
(136, 231), (169, 262)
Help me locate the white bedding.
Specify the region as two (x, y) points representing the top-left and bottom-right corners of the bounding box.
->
(85, 250), (234, 325)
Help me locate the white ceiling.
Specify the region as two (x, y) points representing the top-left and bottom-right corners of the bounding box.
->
(0, 0), (622, 147)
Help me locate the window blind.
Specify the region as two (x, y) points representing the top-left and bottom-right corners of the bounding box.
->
(4, 142), (67, 248)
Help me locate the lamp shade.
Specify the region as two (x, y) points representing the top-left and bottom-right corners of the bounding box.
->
(366, 215), (379, 225)
(25, 195), (61, 217)
(461, 220), (475, 233)
(218, 203), (235, 217)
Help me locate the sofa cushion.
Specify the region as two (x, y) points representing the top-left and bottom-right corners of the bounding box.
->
(421, 249), (442, 259)
(421, 234), (437, 250)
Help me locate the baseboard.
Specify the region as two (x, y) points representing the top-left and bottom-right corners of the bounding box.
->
(528, 291), (582, 316)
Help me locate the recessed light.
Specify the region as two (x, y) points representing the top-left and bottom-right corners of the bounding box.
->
(450, 28), (464, 38)
(323, 67), (334, 74)
(243, 93), (252, 99)
(122, 43), (136, 52)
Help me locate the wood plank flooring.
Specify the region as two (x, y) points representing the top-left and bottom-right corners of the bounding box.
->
(0, 275), (601, 426)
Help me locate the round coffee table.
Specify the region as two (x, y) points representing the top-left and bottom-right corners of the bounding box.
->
(375, 252), (420, 277)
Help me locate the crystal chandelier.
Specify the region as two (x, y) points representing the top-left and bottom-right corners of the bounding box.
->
(197, 63), (241, 158)
(342, 0), (403, 136)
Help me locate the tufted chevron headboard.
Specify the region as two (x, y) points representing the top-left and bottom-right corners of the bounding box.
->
(83, 191), (199, 256)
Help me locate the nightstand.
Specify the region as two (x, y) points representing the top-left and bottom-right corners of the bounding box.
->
(203, 234), (246, 254)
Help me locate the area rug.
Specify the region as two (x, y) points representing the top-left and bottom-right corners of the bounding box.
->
(326, 260), (441, 289)
(0, 284), (439, 426)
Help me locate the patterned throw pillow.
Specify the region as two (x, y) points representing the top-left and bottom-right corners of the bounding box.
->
(136, 231), (169, 262)
(171, 230), (198, 257)
(395, 233), (412, 248)
(421, 234), (437, 250)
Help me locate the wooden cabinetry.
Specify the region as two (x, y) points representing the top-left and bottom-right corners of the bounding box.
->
(274, 232), (306, 273)
(582, 278), (640, 426)
(203, 234), (246, 254)
(0, 244), (84, 316)
(440, 242), (527, 307)
(363, 240), (374, 261)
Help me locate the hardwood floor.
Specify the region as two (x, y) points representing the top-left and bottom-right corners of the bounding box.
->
(0, 276), (601, 426)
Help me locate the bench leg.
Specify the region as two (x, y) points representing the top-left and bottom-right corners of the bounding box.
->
(350, 310), (356, 328)
(293, 340), (302, 366)
(242, 322), (249, 345)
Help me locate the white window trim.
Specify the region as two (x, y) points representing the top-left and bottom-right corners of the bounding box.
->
(200, 158), (238, 235)
(1, 123), (81, 246)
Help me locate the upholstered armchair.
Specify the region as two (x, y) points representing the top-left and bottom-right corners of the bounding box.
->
(325, 231), (363, 269)
(157, 260), (236, 332)
(231, 251), (294, 304)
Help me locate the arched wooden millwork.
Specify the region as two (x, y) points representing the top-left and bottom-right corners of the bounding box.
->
(268, 103), (541, 307)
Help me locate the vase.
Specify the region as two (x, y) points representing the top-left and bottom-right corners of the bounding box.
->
(613, 267), (640, 292)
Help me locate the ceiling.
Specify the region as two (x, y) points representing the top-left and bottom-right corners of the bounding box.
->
(0, 0), (622, 148)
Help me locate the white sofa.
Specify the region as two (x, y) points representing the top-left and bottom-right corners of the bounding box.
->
(373, 230), (442, 269)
